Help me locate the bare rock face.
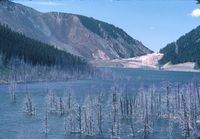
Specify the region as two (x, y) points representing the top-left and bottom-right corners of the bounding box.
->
(0, 1), (153, 60)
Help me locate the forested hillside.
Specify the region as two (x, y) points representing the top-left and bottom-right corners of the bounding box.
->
(0, 24), (92, 82)
(78, 15), (152, 58)
(159, 25), (200, 68)
(0, 1), (152, 60)
(0, 24), (87, 70)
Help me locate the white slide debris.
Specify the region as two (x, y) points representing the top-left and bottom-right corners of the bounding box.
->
(91, 53), (200, 72)
(162, 62), (198, 72)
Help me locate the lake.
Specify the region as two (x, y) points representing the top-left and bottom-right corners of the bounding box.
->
(0, 68), (200, 139)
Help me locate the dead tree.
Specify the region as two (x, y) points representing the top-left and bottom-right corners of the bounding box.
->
(97, 95), (103, 136)
(110, 88), (120, 139)
(24, 93), (36, 115)
(59, 97), (64, 116)
(9, 81), (16, 102)
(166, 85), (170, 119)
(181, 94), (190, 138)
(48, 91), (58, 113)
(143, 94), (149, 139)
(44, 111), (48, 136)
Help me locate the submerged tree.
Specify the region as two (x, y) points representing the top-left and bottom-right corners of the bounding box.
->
(96, 94), (103, 136)
(24, 93), (36, 115)
(64, 91), (82, 134)
(8, 81), (16, 102)
(17, 81), (200, 138)
(43, 111), (49, 136)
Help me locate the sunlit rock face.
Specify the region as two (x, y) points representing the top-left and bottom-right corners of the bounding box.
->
(0, 1), (152, 60)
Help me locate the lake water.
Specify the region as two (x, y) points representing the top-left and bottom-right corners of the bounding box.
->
(0, 68), (200, 139)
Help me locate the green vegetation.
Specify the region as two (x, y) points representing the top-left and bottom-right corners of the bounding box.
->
(159, 25), (200, 68)
(78, 15), (135, 44)
(78, 15), (152, 58)
(0, 24), (88, 70)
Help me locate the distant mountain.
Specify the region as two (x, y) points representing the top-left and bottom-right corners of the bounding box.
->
(0, 1), (152, 60)
(0, 24), (87, 71)
(159, 25), (200, 68)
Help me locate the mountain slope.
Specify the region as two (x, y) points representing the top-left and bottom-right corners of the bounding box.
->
(0, 24), (87, 71)
(159, 25), (200, 68)
(0, 1), (152, 60)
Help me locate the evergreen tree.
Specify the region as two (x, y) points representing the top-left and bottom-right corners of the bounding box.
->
(159, 25), (200, 68)
(0, 24), (89, 71)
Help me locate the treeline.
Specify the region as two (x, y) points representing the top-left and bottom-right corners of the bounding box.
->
(78, 15), (137, 44)
(78, 15), (151, 58)
(0, 24), (88, 71)
(159, 25), (200, 68)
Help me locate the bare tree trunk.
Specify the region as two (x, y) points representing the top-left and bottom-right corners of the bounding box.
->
(44, 111), (48, 136)
(68, 92), (71, 110)
(182, 94), (190, 138)
(143, 94), (149, 139)
(166, 86), (170, 119)
(78, 106), (82, 133)
(59, 97), (64, 116)
(97, 95), (103, 136)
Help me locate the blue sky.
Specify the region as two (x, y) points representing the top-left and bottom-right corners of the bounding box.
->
(14, 0), (200, 52)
